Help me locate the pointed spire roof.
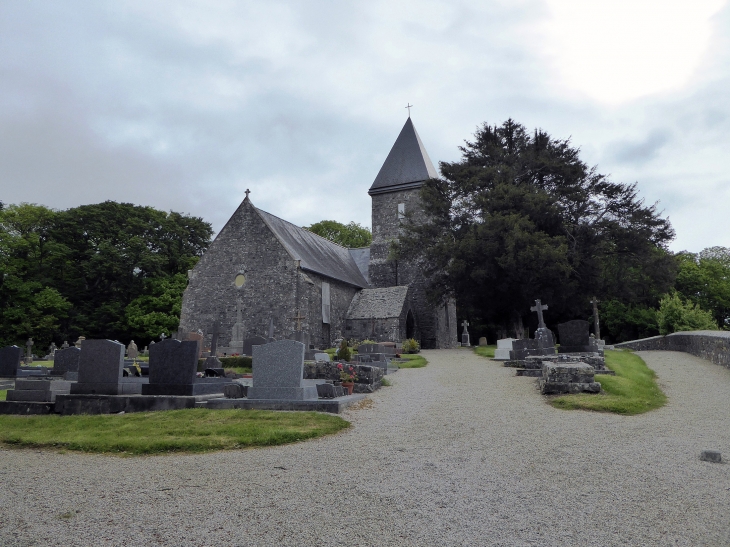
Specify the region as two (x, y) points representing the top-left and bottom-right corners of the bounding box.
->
(368, 118), (439, 196)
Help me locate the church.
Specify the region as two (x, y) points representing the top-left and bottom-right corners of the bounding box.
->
(179, 117), (458, 351)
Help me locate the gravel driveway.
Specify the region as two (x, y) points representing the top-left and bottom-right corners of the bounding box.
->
(1, 349), (729, 546)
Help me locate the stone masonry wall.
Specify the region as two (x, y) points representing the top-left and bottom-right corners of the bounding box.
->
(616, 331), (730, 369)
(180, 199), (356, 350)
(298, 270), (358, 349)
(369, 189), (457, 349)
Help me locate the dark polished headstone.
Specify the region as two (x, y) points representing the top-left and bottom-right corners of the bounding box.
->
(70, 339), (126, 395)
(53, 347), (81, 375)
(142, 339), (198, 396)
(557, 320), (595, 353)
(0, 346), (22, 377)
(242, 336), (267, 356)
(248, 340), (317, 400)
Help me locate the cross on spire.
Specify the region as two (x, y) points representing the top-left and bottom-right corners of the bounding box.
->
(530, 299), (549, 329)
(244, 189), (251, 200)
(405, 103), (413, 117)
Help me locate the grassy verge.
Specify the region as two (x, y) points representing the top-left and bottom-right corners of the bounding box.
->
(550, 349), (667, 415)
(474, 345), (497, 359)
(397, 354), (428, 368)
(0, 390), (6, 401)
(0, 409), (349, 455)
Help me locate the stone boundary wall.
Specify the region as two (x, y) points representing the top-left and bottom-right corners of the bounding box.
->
(615, 330), (730, 369)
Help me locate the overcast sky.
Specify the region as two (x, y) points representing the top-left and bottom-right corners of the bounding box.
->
(1, 0), (728, 252)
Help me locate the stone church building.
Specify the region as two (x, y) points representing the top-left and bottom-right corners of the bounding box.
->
(179, 118), (458, 351)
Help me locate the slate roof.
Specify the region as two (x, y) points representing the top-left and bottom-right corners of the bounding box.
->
(348, 247), (371, 284)
(256, 208), (369, 289)
(346, 286), (409, 319)
(368, 117), (439, 196)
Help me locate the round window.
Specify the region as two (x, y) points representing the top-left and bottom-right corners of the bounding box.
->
(234, 274), (246, 288)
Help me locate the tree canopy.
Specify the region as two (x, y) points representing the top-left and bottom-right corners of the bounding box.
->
(0, 201), (212, 349)
(304, 220), (372, 248)
(397, 119), (677, 340)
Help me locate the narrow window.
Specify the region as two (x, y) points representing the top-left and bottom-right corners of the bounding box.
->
(321, 282), (331, 324)
(398, 203), (405, 219)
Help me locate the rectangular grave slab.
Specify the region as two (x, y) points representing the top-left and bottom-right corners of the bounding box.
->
(493, 349), (511, 360)
(497, 338), (517, 350)
(248, 340), (317, 400)
(70, 339), (126, 395)
(358, 343), (387, 354)
(539, 361), (601, 394)
(0, 346), (22, 377)
(142, 339), (199, 396)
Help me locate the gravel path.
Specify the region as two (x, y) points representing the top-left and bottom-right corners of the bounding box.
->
(2, 349), (730, 546)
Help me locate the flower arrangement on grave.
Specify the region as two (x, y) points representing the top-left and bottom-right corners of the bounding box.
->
(337, 363), (358, 383)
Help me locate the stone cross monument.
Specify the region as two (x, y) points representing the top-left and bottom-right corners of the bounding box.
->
(530, 300), (548, 329)
(461, 320), (470, 346)
(590, 296), (601, 340)
(25, 337), (34, 364)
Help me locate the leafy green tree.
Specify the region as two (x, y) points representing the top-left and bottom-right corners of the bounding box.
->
(124, 273), (189, 343)
(0, 204), (72, 348)
(656, 292), (717, 334)
(397, 119), (676, 338)
(304, 220), (372, 248)
(0, 201), (212, 345)
(674, 248), (730, 328)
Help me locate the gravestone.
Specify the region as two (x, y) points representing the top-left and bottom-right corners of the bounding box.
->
(358, 343), (387, 355)
(314, 352), (331, 362)
(25, 338), (34, 365)
(478, 337), (488, 347)
(127, 340), (139, 359)
(539, 361), (601, 395)
(242, 336), (267, 356)
(0, 346), (22, 377)
(6, 378), (71, 402)
(267, 317), (275, 343)
(461, 320), (470, 346)
(52, 346), (81, 379)
(70, 339), (126, 395)
(74, 336), (86, 348)
(210, 320), (221, 356)
(247, 340), (317, 400)
(183, 332), (204, 359)
(142, 339), (198, 396)
(494, 338), (517, 360)
(61, 341), (70, 349)
(557, 320), (596, 354)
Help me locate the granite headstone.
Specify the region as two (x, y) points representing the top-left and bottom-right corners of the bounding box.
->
(142, 339), (198, 395)
(52, 346), (81, 377)
(557, 320), (594, 353)
(247, 340), (317, 400)
(0, 346), (22, 377)
(70, 339), (127, 395)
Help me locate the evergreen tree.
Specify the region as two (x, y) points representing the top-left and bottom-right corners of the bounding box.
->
(397, 119), (676, 339)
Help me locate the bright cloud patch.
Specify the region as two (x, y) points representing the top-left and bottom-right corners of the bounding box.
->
(543, 0), (726, 103)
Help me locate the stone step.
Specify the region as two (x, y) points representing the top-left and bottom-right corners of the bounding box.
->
(6, 389), (55, 402)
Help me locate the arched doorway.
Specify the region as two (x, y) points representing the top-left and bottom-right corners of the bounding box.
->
(406, 310), (415, 339)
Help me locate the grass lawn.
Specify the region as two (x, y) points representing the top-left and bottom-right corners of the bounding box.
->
(0, 409), (349, 455)
(474, 345), (497, 359)
(0, 390), (5, 401)
(550, 349), (667, 415)
(397, 354), (428, 368)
